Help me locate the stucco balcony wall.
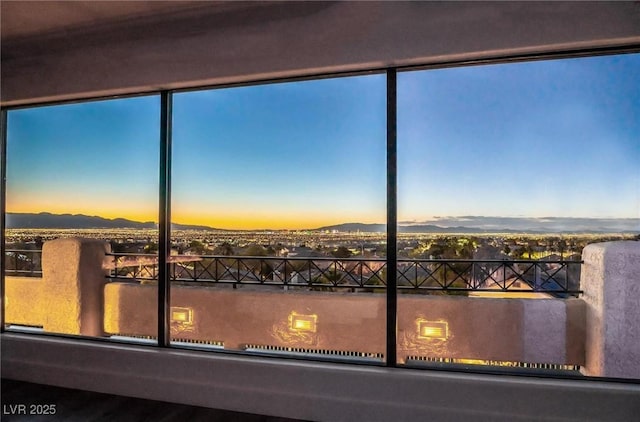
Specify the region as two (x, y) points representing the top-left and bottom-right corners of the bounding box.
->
(4, 276), (43, 327)
(580, 241), (640, 378)
(104, 282), (585, 365)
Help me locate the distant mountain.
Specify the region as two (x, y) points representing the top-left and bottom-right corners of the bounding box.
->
(7, 212), (638, 234)
(398, 225), (532, 234)
(5, 213), (221, 231)
(171, 223), (220, 231)
(314, 223), (386, 232)
(403, 216), (640, 234)
(313, 223), (527, 234)
(314, 217), (640, 234)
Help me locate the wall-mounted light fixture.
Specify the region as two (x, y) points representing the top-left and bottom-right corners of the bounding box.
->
(171, 307), (194, 325)
(416, 319), (448, 341)
(289, 311), (317, 333)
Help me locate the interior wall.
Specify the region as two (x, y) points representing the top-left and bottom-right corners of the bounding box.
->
(2, 334), (639, 422)
(2, 1), (640, 106)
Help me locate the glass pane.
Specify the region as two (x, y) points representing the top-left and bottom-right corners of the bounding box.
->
(4, 96), (160, 343)
(397, 53), (640, 379)
(171, 75), (387, 361)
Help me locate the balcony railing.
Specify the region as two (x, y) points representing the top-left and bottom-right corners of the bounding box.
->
(3, 249), (43, 277)
(6, 239), (639, 379)
(397, 259), (582, 296)
(106, 253), (387, 290)
(104, 253), (583, 296)
(3, 249), (583, 295)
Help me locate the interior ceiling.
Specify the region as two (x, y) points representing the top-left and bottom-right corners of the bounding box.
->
(3, 1), (639, 106)
(0, 0), (260, 43)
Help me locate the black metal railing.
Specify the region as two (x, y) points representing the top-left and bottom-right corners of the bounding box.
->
(3, 249), (582, 295)
(105, 253), (582, 296)
(4, 249), (43, 277)
(107, 253), (387, 290)
(397, 259), (582, 296)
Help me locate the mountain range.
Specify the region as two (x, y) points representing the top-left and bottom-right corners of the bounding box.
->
(5, 213), (222, 231)
(316, 216), (640, 234)
(5, 212), (639, 234)
(313, 223), (528, 234)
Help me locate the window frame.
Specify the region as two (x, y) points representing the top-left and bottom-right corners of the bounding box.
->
(1, 47), (639, 383)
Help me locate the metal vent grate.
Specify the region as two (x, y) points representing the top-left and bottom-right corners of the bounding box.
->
(245, 344), (384, 360)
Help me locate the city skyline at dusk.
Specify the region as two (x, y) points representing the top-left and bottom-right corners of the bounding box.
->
(5, 53), (639, 230)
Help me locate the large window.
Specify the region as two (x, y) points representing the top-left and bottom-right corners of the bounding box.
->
(2, 53), (638, 380)
(396, 53), (640, 374)
(4, 96), (160, 340)
(170, 74), (387, 360)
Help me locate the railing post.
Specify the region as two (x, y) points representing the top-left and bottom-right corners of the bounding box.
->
(41, 238), (111, 336)
(580, 241), (640, 378)
(283, 259), (288, 285)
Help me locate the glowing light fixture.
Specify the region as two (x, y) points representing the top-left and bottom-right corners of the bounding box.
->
(171, 307), (194, 325)
(417, 319), (448, 340)
(289, 312), (317, 333)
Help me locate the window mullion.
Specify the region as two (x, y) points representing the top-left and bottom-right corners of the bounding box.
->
(386, 69), (398, 366)
(0, 109), (7, 333)
(158, 92), (173, 347)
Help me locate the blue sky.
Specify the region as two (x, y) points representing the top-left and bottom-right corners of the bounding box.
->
(6, 96), (160, 221)
(398, 53), (640, 221)
(171, 75), (386, 229)
(5, 53), (639, 229)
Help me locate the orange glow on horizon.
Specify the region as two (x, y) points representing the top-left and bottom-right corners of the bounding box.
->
(172, 207), (384, 230)
(7, 205), (384, 231)
(7, 206), (157, 224)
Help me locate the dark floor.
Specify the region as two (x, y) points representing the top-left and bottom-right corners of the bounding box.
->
(1, 379), (307, 422)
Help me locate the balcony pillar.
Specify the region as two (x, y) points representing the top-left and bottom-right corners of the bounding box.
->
(41, 238), (111, 336)
(580, 241), (640, 378)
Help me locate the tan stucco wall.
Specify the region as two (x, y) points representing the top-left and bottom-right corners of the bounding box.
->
(104, 284), (385, 354)
(105, 283), (584, 365)
(581, 241), (640, 378)
(4, 276), (43, 326)
(41, 238), (110, 336)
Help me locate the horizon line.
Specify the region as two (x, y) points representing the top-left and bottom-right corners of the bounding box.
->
(5, 211), (640, 233)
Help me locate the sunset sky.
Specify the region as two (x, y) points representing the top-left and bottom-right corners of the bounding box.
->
(5, 53), (639, 230)
(6, 96), (160, 223)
